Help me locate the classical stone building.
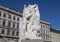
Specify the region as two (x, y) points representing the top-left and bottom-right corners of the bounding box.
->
(40, 20), (52, 42)
(50, 28), (60, 42)
(40, 20), (60, 42)
(0, 5), (22, 42)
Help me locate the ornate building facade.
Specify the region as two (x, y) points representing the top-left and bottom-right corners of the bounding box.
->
(40, 20), (52, 42)
(0, 5), (22, 42)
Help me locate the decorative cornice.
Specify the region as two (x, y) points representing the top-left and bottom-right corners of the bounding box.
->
(0, 5), (23, 17)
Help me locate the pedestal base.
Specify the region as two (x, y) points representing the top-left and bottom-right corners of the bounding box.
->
(21, 39), (43, 42)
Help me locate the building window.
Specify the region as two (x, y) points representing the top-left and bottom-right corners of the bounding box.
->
(7, 29), (10, 35)
(17, 17), (19, 21)
(13, 16), (15, 20)
(2, 29), (5, 34)
(17, 23), (19, 29)
(41, 25), (42, 28)
(8, 21), (11, 27)
(3, 13), (6, 17)
(48, 26), (50, 30)
(46, 26), (47, 29)
(16, 32), (18, 36)
(46, 30), (48, 34)
(43, 25), (45, 28)
(13, 22), (15, 28)
(8, 14), (11, 19)
(12, 31), (15, 35)
(0, 11), (1, 16)
(2, 20), (6, 26)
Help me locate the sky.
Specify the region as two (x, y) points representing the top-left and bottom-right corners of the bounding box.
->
(0, 0), (60, 30)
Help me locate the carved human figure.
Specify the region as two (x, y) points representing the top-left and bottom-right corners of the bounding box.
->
(23, 4), (42, 39)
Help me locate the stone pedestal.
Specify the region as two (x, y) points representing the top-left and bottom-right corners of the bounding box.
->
(21, 39), (43, 42)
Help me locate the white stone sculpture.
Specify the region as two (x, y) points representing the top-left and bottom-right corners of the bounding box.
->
(22, 4), (42, 39)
